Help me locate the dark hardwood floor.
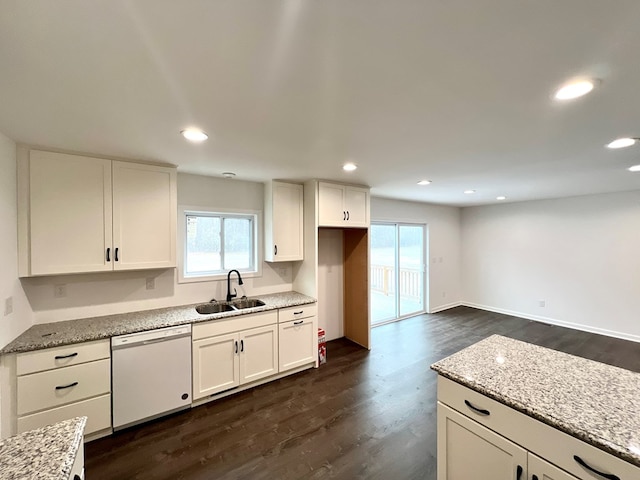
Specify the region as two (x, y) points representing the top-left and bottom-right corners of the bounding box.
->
(85, 307), (640, 479)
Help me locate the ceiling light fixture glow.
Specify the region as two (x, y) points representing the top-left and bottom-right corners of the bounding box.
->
(554, 79), (596, 100)
(343, 162), (357, 172)
(496, 196), (506, 200)
(222, 172), (236, 179)
(417, 180), (432, 185)
(181, 128), (208, 142)
(464, 190), (476, 194)
(628, 165), (640, 172)
(607, 138), (637, 149)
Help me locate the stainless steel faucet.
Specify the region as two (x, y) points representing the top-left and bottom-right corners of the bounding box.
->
(226, 270), (244, 302)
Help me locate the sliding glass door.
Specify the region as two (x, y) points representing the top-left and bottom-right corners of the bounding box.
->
(370, 223), (425, 325)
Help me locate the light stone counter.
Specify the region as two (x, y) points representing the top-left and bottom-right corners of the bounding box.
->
(430, 334), (640, 468)
(1, 291), (316, 354)
(0, 417), (85, 480)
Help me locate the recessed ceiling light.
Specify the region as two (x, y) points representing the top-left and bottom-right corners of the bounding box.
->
(343, 162), (357, 172)
(417, 180), (432, 185)
(554, 79), (596, 100)
(181, 128), (208, 142)
(628, 165), (640, 172)
(496, 196), (506, 200)
(464, 190), (475, 194)
(607, 138), (637, 149)
(222, 172), (236, 178)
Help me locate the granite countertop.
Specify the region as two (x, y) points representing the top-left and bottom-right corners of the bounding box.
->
(1, 291), (316, 354)
(430, 335), (640, 468)
(0, 417), (86, 480)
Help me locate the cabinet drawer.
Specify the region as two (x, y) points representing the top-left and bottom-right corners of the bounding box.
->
(17, 394), (111, 436)
(17, 359), (111, 415)
(278, 304), (317, 323)
(438, 377), (639, 479)
(17, 340), (110, 375)
(193, 311), (277, 340)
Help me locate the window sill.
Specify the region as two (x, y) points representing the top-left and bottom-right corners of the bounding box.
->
(178, 269), (261, 284)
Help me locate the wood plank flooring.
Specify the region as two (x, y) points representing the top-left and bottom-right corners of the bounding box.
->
(85, 307), (640, 479)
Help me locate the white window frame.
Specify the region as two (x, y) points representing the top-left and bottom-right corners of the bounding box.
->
(178, 205), (262, 284)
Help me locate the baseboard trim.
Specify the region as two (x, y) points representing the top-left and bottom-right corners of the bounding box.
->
(429, 302), (463, 314)
(462, 302), (640, 344)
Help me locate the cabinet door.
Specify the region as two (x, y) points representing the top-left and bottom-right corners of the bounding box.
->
(318, 182), (346, 227)
(279, 317), (316, 371)
(112, 161), (177, 270)
(29, 151), (113, 275)
(192, 333), (239, 400)
(266, 182), (303, 262)
(239, 325), (278, 384)
(529, 454), (580, 480)
(437, 403), (527, 480)
(344, 186), (369, 227)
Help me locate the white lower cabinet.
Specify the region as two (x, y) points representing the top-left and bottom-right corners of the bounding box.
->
(15, 340), (111, 438)
(437, 376), (638, 480)
(192, 311), (278, 400)
(69, 441), (85, 480)
(438, 403), (527, 480)
(278, 304), (318, 372)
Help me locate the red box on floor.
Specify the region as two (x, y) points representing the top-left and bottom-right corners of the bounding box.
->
(318, 328), (326, 365)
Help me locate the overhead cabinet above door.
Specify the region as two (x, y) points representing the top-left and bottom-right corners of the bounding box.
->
(19, 150), (177, 276)
(318, 182), (369, 228)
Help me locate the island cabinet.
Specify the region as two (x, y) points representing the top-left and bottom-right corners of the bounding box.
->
(264, 181), (304, 262)
(192, 311), (278, 400)
(14, 339), (112, 440)
(18, 149), (177, 276)
(437, 376), (638, 480)
(278, 304), (318, 371)
(318, 182), (369, 228)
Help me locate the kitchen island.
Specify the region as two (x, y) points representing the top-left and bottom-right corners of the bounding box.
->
(0, 416), (85, 480)
(431, 335), (640, 479)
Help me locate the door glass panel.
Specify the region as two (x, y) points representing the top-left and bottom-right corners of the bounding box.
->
(370, 224), (397, 324)
(399, 225), (424, 317)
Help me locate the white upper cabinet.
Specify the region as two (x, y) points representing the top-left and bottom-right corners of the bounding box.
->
(264, 181), (303, 262)
(28, 151), (113, 275)
(318, 182), (369, 228)
(20, 150), (177, 276)
(112, 161), (176, 270)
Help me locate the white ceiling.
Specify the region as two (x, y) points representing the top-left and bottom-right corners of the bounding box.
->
(1, 0), (640, 206)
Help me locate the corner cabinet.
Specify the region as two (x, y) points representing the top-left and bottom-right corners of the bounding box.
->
(18, 149), (177, 276)
(436, 376), (639, 480)
(318, 182), (369, 228)
(264, 181), (304, 262)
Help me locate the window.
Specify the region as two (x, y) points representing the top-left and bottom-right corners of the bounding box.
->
(180, 208), (260, 281)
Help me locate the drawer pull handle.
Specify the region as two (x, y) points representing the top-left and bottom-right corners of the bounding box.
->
(293, 311), (304, 315)
(240, 340), (244, 352)
(464, 399), (490, 416)
(115, 247), (119, 262)
(55, 381), (78, 390)
(106, 247), (111, 262)
(293, 320), (304, 325)
(516, 465), (523, 480)
(235, 341), (238, 354)
(573, 455), (620, 480)
(54, 352), (78, 360)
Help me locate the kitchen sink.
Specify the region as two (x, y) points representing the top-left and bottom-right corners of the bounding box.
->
(230, 298), (266, 309)
(195, 303), (236, 314)
(195, 297), (266, 314)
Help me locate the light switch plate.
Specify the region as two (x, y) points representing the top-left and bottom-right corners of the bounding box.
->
(4, 296), (13, 316)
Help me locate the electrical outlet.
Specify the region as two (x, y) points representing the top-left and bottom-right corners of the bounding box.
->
(539, 300), (546, 307)
(442, 291), (446, 298)
(146, 277), (155, 290)
(54, 284), (67, 298)
(4, 296), (13, 316)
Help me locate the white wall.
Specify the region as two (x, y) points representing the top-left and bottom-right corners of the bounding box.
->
(371, 197), (462, 312)
(461, 191), (640, 342)
(317, 229), (344, 340)
(21, 173), (293, 323)
(0, 133), (32, 348)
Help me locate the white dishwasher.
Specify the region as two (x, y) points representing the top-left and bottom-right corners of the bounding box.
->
(112, 324), (192, 430)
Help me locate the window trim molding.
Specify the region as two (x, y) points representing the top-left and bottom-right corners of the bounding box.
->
(177, 204), (263, 284)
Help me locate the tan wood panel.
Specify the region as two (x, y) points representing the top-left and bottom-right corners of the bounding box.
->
(343, 228), (370, 349)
